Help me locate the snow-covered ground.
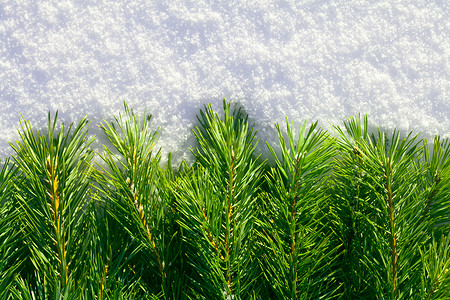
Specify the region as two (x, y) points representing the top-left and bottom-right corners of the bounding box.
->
(1, 1), (449, 165)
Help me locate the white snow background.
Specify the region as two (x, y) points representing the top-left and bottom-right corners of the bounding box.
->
(1, 1), (449, 166)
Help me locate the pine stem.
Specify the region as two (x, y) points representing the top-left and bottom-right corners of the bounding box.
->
(383, 159), (397, 299)
(46, 155), (68, 286)
(225, 149), (235, 289)
(289, 150), (304, 296)
(126, 176), (165, 278)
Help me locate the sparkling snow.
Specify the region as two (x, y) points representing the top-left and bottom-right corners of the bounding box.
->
(1, 1), (449, 165)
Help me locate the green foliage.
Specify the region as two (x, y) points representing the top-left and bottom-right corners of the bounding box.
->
(258, 118), (340, 299)
(332, 114), (450, 299)
(0, 101), (448, 299)
(0, 159), (21, 298)
(95, 103), (182, 298)
(7, 112), (95, 298)
(175, 101), (264, 298)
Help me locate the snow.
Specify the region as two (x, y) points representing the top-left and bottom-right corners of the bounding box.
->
(0, 1), (449, 165)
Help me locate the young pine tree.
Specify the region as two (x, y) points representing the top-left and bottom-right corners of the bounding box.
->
(174, 100), (264, 299)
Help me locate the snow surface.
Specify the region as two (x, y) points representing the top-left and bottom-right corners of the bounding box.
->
(1, 1), (449, 165)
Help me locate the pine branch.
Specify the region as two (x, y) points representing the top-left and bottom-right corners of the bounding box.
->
(8, 111), (95, 297)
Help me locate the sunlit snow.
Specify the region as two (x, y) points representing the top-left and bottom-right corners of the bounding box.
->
(1, 1), (449, 165)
